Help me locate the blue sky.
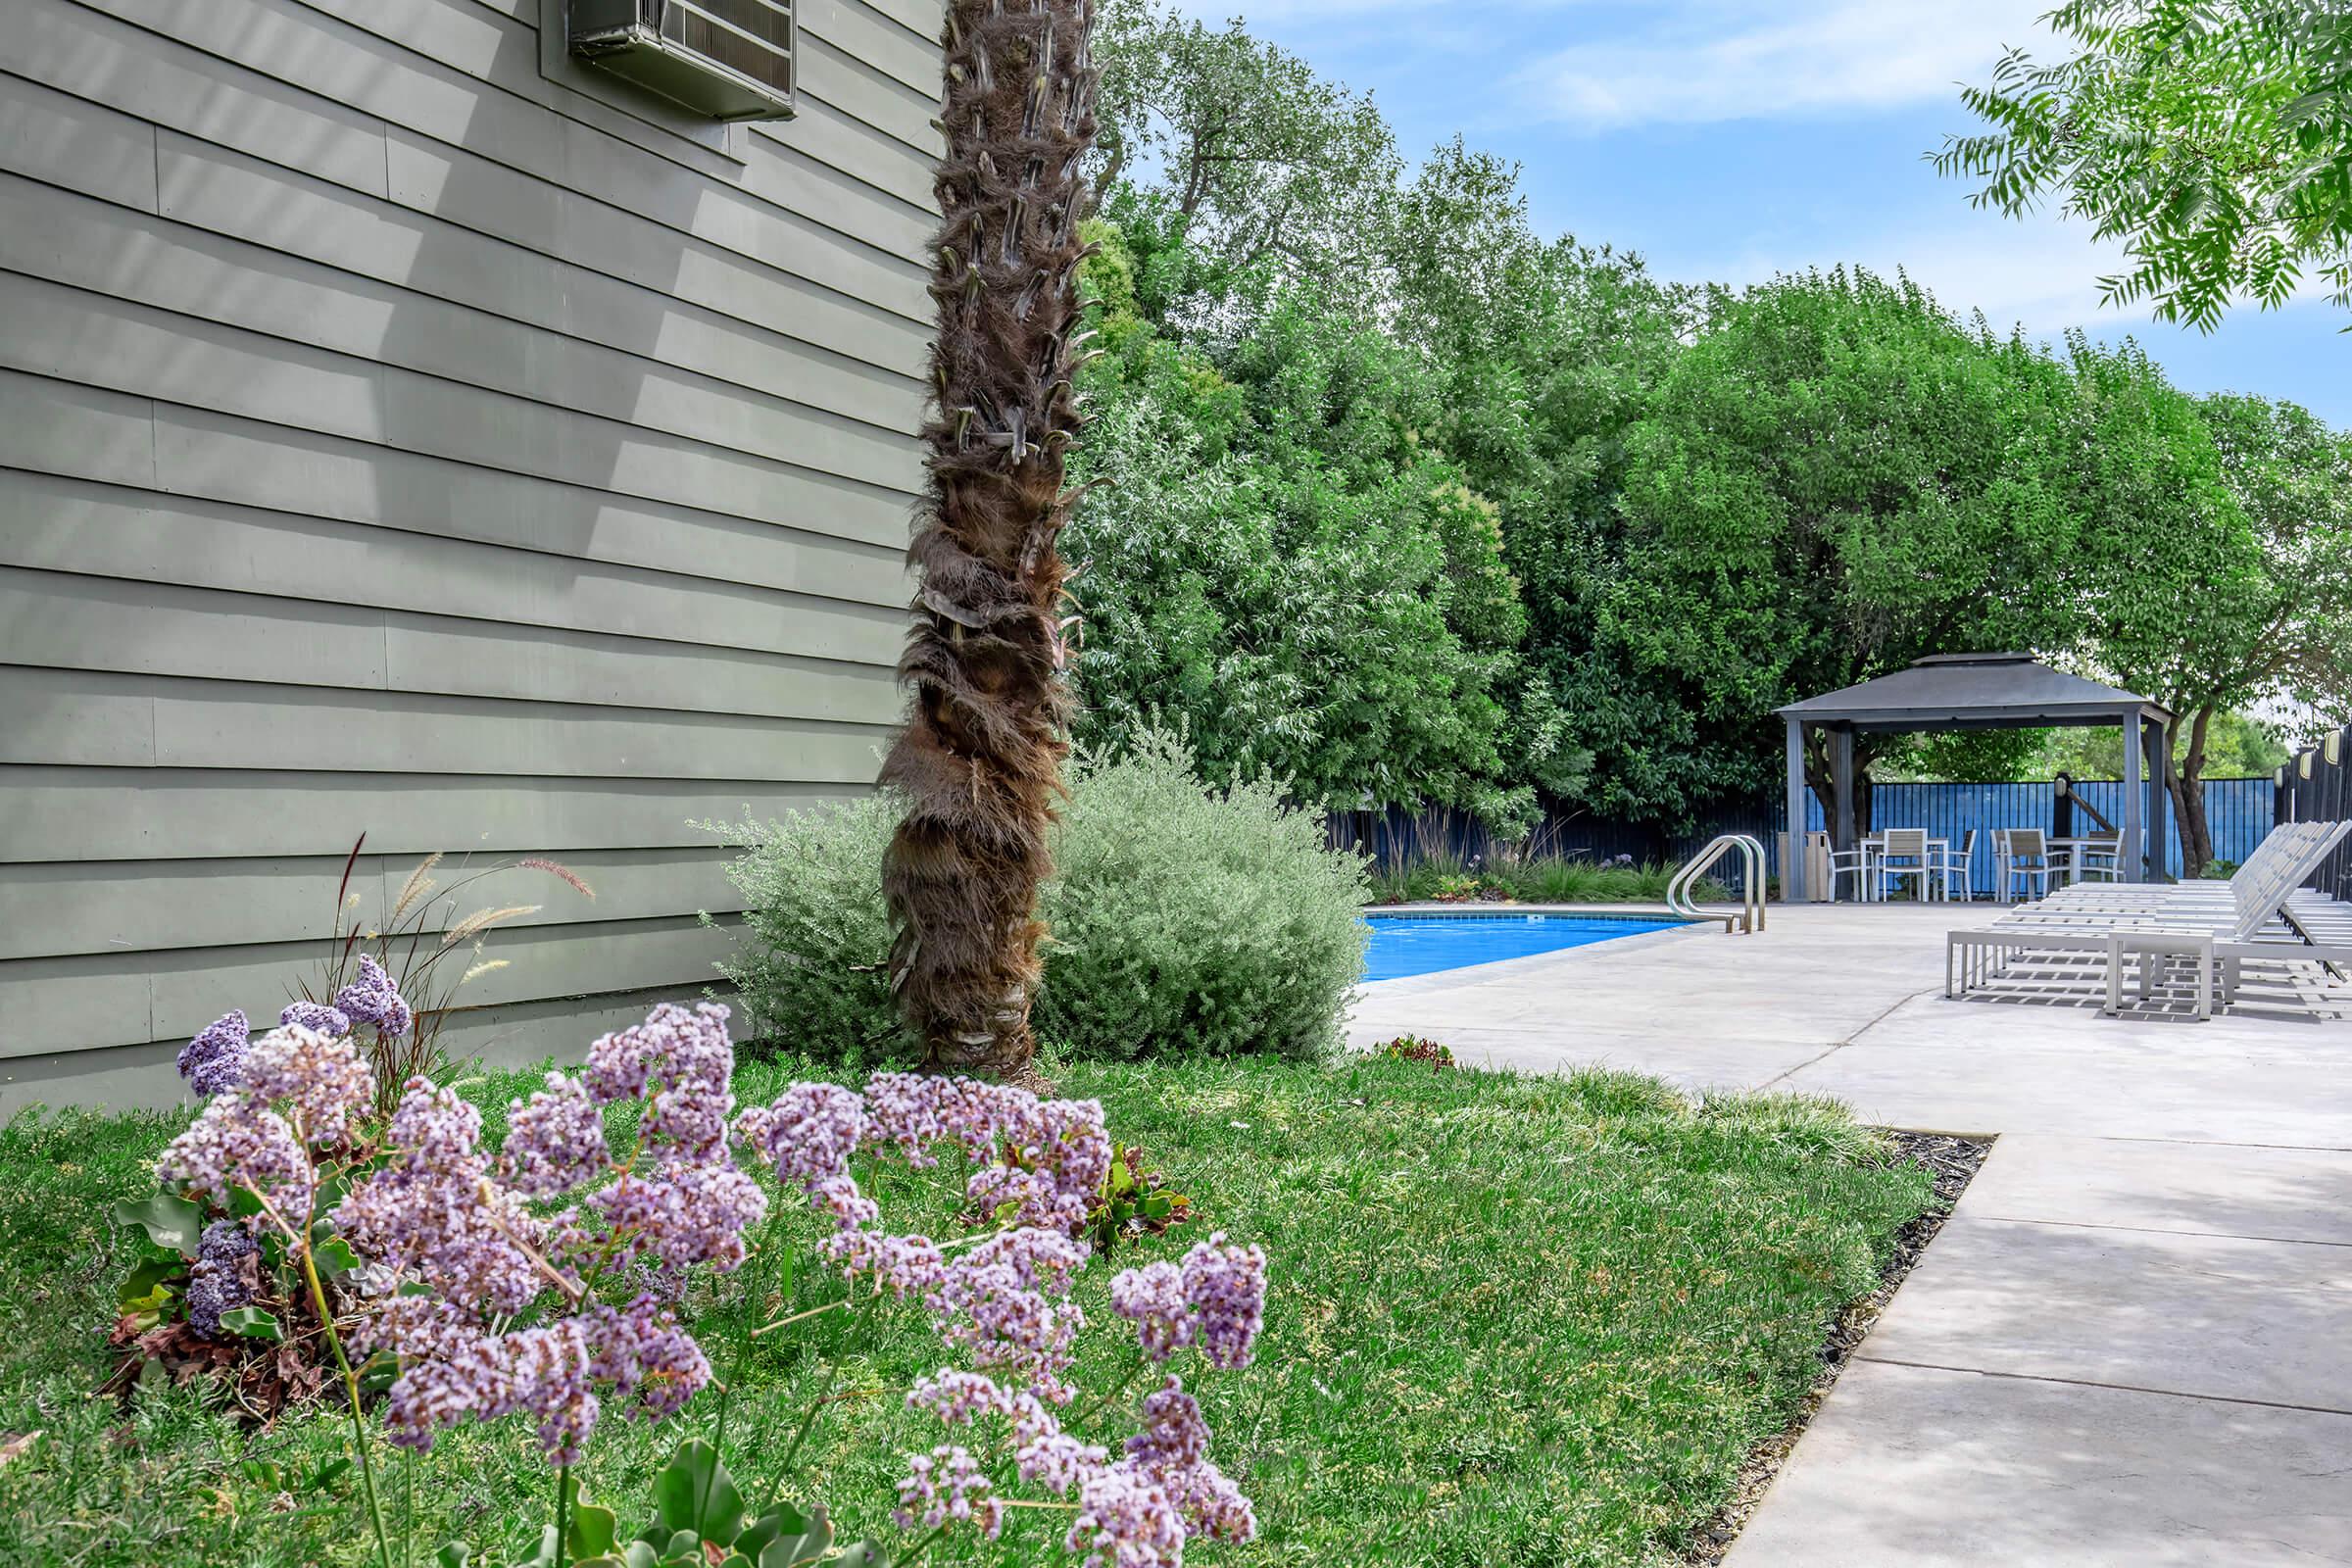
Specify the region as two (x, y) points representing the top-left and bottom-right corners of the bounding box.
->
(1172, 0), (2351, 424)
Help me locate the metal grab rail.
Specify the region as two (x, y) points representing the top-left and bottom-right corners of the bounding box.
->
(1669, 833), (1767, 934)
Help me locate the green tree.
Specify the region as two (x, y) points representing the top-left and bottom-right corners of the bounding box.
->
(1091, 0), (1400, 313)
(2071, 367), (2352, 871)
(1064, 230), (1534, 828)
(1937, 1), (2352, 329)
(1599, 270), (2086, 827)
(2028, 709), (2292, 780)
(1381, 139), (1694, 817)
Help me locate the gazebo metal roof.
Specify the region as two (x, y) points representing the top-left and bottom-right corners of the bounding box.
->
(1775, 654), (2172, 732)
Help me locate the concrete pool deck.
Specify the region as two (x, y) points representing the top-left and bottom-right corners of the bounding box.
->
(1348, 901), (2352, 1566)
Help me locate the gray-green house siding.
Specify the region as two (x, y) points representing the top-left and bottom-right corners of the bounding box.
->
(0, 0), (937, 1109)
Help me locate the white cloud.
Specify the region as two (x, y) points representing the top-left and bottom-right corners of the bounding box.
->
(1678, 207), (2336, 340)
(1685, 211), (2133, 337)
(1512, 0), (2057, 129)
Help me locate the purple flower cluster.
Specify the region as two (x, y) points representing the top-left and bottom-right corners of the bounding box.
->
(894, 1445), (1002, 1538)
(584, 1003), (736, 1158)
(582, 1295), (711, 1420)
(185, 1219), (258, 1337)
(735, 1074), (1115, 1399)
(157, 1089), (317, 1217)
(901, 1360), (1255, 1565)
(367, 1305), (597, 1464)
(337, 1078), (553, 1318)
(177, 1010), (250, 1098)
(906, 1368), (1107, 1494)
(241, 1023), (373, 1145)
(929, 1229), (1093, 1397)
(331, 1004), (758, 1466)
(1065, 1468), (1186, 1568)
(362, 1292), (711, 1463)
(334, 955), (413, 1039)
(1110, 1234), (1268, 1370)
(1118, 1378), (1256, 1544)
(563, 1004), (767, 1277)
(500, 1072), (610, 1199)
(586, 1161), (767, 1274)
(279, 1000), (353, 1037)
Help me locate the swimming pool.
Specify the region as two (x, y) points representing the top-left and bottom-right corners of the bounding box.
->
(1361, 910), (1690, 982)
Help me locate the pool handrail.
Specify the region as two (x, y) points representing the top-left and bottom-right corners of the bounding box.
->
(1669, 834), (1766, 934)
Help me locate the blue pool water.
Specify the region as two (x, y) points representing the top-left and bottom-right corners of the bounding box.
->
(1362, 912), (1689, 982)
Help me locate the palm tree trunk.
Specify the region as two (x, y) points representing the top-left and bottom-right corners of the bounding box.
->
(880, 0), (1101, 1076)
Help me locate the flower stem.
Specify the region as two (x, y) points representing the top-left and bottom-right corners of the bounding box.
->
(1069, 1355), (1153, 1432)
(299, 1242), (394, 1568)
(750, 1298), (852, 1338)
(758, 1382), (832, 1516)
(553, 1463), (571, 1568)
(896, 1525), (950, 1567)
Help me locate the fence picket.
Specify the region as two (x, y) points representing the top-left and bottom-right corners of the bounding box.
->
(1335, 776), (2280, 895)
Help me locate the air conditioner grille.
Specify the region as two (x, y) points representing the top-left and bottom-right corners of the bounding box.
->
(569, 0), (796, 122)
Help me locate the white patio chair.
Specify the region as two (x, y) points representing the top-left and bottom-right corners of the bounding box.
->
(1825, 836), (1874, 902)
(1876, 828), (1931, 902)
(1995, 827), (2054, 902)
(1935, 827), (1978, 903)
(2070, 829), (2125, 886)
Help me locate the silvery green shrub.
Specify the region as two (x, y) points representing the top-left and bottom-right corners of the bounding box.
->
(706, 794), (904, 1066)
(713, 729), (1367, 1064)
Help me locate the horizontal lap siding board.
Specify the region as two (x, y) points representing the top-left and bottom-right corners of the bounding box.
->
(0, 0), (933, 1107)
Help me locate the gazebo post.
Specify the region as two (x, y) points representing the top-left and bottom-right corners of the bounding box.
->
(2121, 707), (2144, 883)
(2143, 713), (2172, 882)
(1785, 715), (1808, 903)
(1830, 725), (1857, 856)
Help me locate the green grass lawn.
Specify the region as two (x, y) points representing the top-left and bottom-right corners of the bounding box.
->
(0, 1053), (1925, 1568)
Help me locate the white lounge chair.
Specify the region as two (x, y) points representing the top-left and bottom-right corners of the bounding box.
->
(1946, 820), (2352, 1017)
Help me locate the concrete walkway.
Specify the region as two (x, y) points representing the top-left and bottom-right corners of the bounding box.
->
(1350, 903), (2352, 1566)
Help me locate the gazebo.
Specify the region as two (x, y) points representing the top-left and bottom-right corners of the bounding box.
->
(1775, 654), (2174, 901)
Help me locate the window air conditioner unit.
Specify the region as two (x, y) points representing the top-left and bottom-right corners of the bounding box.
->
(569, 0), (796, 122)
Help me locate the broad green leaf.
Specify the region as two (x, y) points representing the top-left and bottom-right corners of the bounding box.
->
(748, 1502), (833, 1568)
(219, 1305), (284, 1343)
(312, 1236), (363, 1280)
(832, 1543), (892, 1567)
(433, 1544), (475, 1568)
(118, 1256), (182, 1313)
(650, 1440), (745, 1546)
(566, 1474), (619, 1560)
(112, 1192), (203, 1256)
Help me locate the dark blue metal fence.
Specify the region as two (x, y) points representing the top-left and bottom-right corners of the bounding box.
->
(2278, 723), (2352, 899)
(1838, 777), (2273, 890)
(1339, 777), (2278, 892)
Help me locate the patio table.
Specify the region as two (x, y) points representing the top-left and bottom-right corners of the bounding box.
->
(1855, 834), (1950, 902)
(2047, 835), (2128, 887)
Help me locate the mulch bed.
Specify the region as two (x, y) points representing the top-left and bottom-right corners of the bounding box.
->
(1683, 1129), (1992, 1563)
